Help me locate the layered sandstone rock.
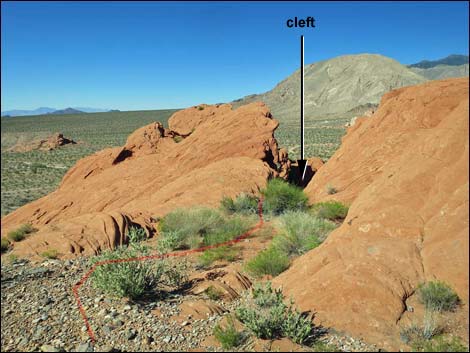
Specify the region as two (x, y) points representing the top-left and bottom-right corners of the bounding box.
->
(1, 103), (287, 258)
(274, 78), (469, 349)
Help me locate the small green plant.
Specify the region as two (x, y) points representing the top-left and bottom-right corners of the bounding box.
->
(312, 201), (349, 221)
(400, 310), (443, 348)
(220, 193), (259, 215)
(236, 282), (314, 343)
(198, 246), (238, 268)
(326, 184), (338, 195)
(418, 281), (460, 312)
(213, 316), (245, 349)
(197, 105), (205, 111)
(205, 285), (224, 301)
(262, 179), (308, 215)
(158, 207), (252, 252)
(127, 226), (146, 243)
(7, 254), (19, 263)
(91, 243), (187, 299)
(245, 246), (290, 277)
(273, 211), (336, 257)
(311, 341), (341, 352)
(41, 249), (58, 259)
(7, 223), (36, 242)
(173, 135), (183, 143)
(1, 238), (10, 253)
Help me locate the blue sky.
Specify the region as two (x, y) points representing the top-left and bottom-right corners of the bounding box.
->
(1, 1), (468, 111)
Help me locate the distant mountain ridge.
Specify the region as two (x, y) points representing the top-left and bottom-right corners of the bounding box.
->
(49, 108), (84, 115)
(232, 53), (469, 122)
(233, 53), (427, 121)
(408, 54), (469, 69)
(1, 107), (111, 117)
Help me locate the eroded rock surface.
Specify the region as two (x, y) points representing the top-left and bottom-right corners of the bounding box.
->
(274, 78), (469, 349)
(8, 133), (77, 152)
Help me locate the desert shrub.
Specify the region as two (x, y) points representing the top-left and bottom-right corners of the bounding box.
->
(7, 223), (36, 242)
(213, 316), (246, 349)
(326, 184), (337, 195)
(262, 179), (308, 215)
(418, 281), (460, 312)
(245, 247), (290, 277)
(91, 243), (187, 299)
(202, 216), (251, 246)
(282, 307), (315, 345)
(158, 207), (224, 250)
(158, 207), (253, 252)
(1, 238), (10, 253)
(220, 193), (259, 215)
(273, 211), (336, 257)
(205, 285), (224, 301)
(197, 105), (205, 110)
(198, 246), (238, 268)
(312, 201), (348, 221)
(414, 336), (469, 352)
(41, 249), (58, 259)
(236, 282), (314, 343)
(127, 226), (146, 243)
(401, 310), (443, 347)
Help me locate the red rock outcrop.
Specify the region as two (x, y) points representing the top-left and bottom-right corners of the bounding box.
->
(274, 78), (469, 349)
(1, 103), (287, 258)
(8, 133), (77, 152)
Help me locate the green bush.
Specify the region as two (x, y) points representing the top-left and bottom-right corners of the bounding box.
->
(158, 207), (252, 252)
(127, 226), (146, 243)
(312, 201), (348, 221)
(1, 238), (10, 253)
(7, 223), (36, 242)
(245, 247), (290, 277)
(273, 211), (336, 257)
(311, 341), (341, 352)
(202, 216), (250, 246)
(236, 282), (314, 343)
(41, 249), (58, 259)
(205, 285), (224, 301)
(220, 193), (259, 215)
(198, 246), (238, 268)
(213, 316), (245, 349)
(401, 310), (443, 347)
(418, 281), (460, 312)
(262, 179), (308, 215)
(158, 207), (224, 251)
(91, 243), (187, 299)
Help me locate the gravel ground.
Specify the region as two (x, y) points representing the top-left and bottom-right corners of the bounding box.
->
(1, 257), (382, 352)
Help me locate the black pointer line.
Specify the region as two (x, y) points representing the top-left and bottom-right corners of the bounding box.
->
(298, 35), (308, 183)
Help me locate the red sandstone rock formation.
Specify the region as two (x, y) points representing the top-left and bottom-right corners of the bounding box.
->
(274, 78), (469, 349)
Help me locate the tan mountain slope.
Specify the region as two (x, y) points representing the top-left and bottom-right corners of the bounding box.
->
(233, 54), (427, 121)
(1, 103), (285, 259)
(274, 77), (469, 349)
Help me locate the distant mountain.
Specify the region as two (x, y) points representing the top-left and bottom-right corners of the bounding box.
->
(409, 63), (469, 80)
(232, 54), (426, 121)
(49, 108), (85, 115)
(1, 106), (112, 117)
(1, 107), (56, 117)
(408, 54), (469, 69)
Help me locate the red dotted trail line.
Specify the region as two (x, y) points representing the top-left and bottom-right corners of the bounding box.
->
(73, 198), (264, 345)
